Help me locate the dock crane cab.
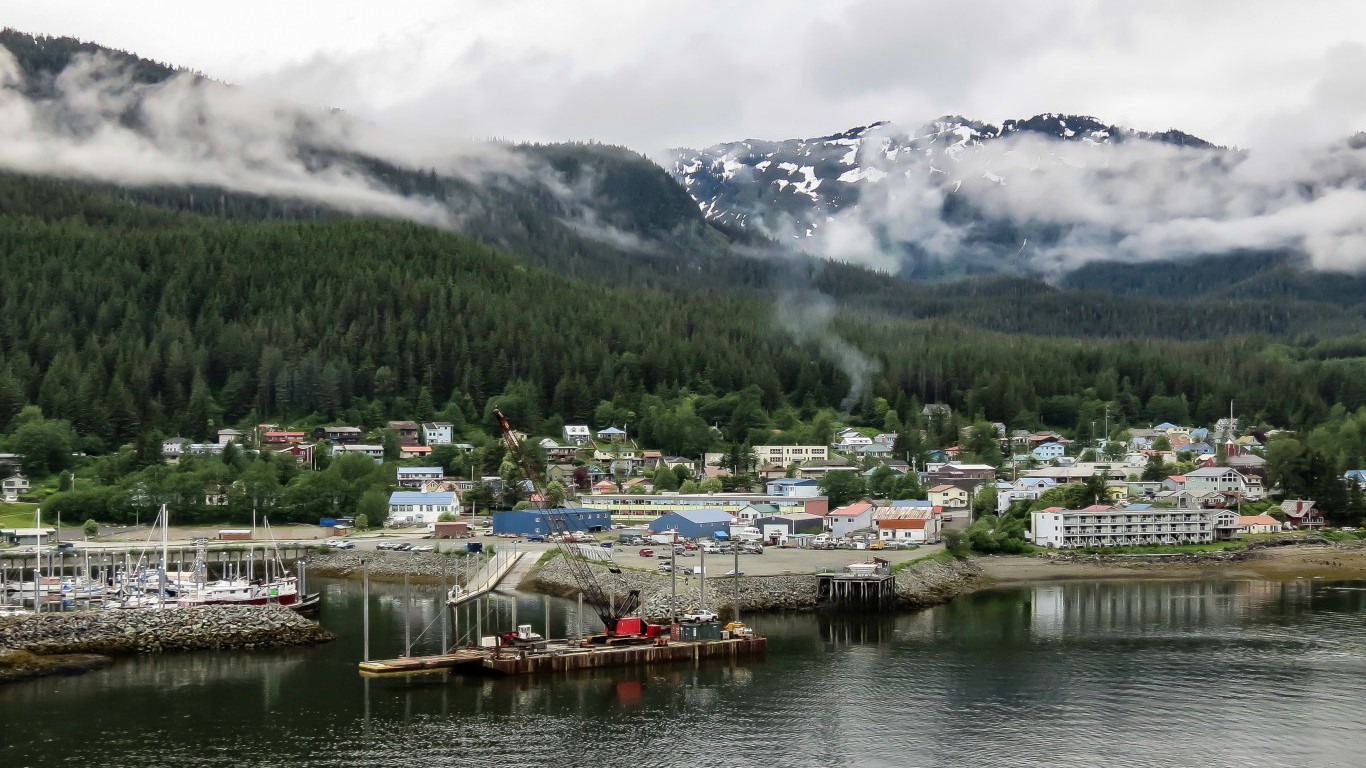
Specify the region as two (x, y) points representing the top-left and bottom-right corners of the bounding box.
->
(494, 410), (668, 645)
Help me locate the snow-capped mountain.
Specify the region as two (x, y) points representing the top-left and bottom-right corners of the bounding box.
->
(668, 114), (1216, 245)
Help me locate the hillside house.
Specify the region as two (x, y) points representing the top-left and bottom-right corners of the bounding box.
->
(753, 445), (828, 466)
(387, 421), (421, 445)
(217, 428), (243, 445)
(400, 445), (433, 460)
(563, 425), (591, 445)
(1280, 499), (1324, 529)
(421, 422), (454, 446)
(929, 484), (970, 510)
(828, 501), (874, 537)
(1239, 514), (1282, 535)
(2, 473), (30, 503)
(596, 426), (627, 443)
(765, 477), (821, 498)
(397, 467), (445, 488)
(1031, 442), (1066, 461)
(1183, 467), (1251, 495)
(317, 426), (363, 444)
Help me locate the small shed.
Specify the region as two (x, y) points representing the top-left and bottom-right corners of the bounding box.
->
(218, 529), (253, 541)
(434, 521), (470, 539)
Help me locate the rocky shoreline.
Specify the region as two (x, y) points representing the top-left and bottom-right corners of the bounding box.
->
(0, 605), (334, 685)
(522, 553), (984, 616)
(305, 550), (483, 584)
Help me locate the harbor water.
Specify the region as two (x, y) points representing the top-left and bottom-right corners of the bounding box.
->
(3, 577), (1366, 767)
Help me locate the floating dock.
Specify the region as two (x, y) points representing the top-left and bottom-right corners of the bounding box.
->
(359, 636), (766, 677)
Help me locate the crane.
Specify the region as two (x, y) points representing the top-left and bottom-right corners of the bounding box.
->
(494, 410), (665, 643)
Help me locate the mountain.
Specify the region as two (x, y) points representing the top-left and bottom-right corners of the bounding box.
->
(4, 29), (1366, 342)
(668, 114), (1216, 237)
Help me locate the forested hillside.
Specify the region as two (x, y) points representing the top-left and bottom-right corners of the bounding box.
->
(2, 171), (1366, 462)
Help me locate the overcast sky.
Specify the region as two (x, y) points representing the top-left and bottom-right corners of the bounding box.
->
(7, 0), (1366, 152)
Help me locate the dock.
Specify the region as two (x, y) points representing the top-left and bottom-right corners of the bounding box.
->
(360, 635), (766, 677)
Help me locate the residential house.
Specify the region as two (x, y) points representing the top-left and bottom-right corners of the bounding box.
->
(596, 426), (628, 443)
(649, 509), (735, 540)
(332, 444), (384, 460)
(1031, 442), (1066, 461)
(162, 437), (188, 463)
(387, 421), (421, 445)
(421, 422), (454, 446)
(639, 450), (664, 471)
(1345, 469), (1366, 489)
(263, 431), (306, 445)
(661, 456), (699, 473)
(837, 433), (874, 451)
(1183, 467), (1251, 495)
(766, 478), (821, 498)
(827, 501), (875, 537)
(563, 425), (592, 445)
(1280, 499), (1324, 529)
(855, 443), (894, 457)
(400, 445), (433, 460)
(387, 491), (458, 525)
(996, 477), (1057, 513)
(1239, 514), (1282, 535)
(873, 433), (899, 446)
(318, 426), (363, 445)
(397, 467), (445, 488)
(204, 484), (229, 506)
(217, 428), (243, 445)
(276, 443), (315, 466)
(929, 484), (970, 511)
(1032, 506), (1216, 548)
(797, 457), (856, 480)
(922, 403), (953, 419)
(2, 473), (30, 502)
(753, 445), (829, 467)
(1186, 442), (1215, 456)
(1161, 476), (1186, 492)
(757, 464), (789, 481)
(538, 439), (579, 461)
(736, 503), (780, 524)
(1226, 454), (1267, 477)
(927, 463), (997, 485)
(873, 508), (942, 543)
(186, 443), (225, 456)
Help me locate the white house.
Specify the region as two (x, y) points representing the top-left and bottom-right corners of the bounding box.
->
(996, 477), (1057, 513)
(217, 428), (243, 445)
(1031, 442), (1066, 461)
(397, 466), (445, 488)
(387, 491), (458, 525)
(421, 422), (454, 446)
(828, 501), (875, 537)
(563, 425), (591, 445)
(765, 478), (821, 498)
(1239, 514), (1281, 535)
(874, 509), (942, 543)
(753, 445), (829, 466)
(837, 434), (874, 451)
(1183, 467), (1250, 494)
(2, 473), (30, 503)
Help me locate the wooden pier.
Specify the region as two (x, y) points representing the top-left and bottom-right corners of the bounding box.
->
(359, 636), (767, 677)
(817, 571), (896, 606)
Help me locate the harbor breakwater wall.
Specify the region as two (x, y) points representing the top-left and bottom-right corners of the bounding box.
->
(306, 550), (483, 583)
(0, 605), (334, 657)
(523, 555), (984, 615)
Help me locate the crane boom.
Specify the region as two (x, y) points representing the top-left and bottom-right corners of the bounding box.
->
(494, 410), (642, 634)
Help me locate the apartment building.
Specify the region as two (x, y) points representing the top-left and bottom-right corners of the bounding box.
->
(753, 445), (829, 466)
(1032, 505), (1216, 549)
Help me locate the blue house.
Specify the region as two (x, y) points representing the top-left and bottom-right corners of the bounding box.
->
(649, 509), (735, 540)
(493, 508), (612, 537)
(1031, 443), (1066, 461)
(1186, 442), (1216, 456)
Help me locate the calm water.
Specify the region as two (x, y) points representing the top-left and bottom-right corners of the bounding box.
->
(3, 577), (1365, 767)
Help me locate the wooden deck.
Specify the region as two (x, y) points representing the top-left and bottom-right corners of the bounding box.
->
(358, 637), (766, 676)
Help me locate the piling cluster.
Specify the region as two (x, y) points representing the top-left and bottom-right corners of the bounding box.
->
(0, 605), (334, 656)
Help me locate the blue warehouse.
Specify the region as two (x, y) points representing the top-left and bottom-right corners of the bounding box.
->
(492, 508), (612, 536)
(649, 509), (735, 540)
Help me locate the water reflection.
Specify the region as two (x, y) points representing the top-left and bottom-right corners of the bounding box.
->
(3, 577), (1365, 768)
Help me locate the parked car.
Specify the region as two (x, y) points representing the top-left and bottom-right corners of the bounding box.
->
(325, 539), (355, 549)
(638, 548), (655, 557)
(724, 569), (745, 576)
(680, 609), (718, 623)
(393, 542), (414, 551)
(679, 550), (696, 557)
(411, 545), (435, 553)
(657, 562), (674, 573)
(739, 544), (764, 554)
(683, 542), (698, 550)
(375, 541), (398, 550)
(701, 543), (721, 554)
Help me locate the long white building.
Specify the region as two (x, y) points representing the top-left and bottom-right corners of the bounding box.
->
(1032, 506), (1216, 549)
(753, 445), (829, 466)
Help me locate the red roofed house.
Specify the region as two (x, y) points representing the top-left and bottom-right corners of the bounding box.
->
(874, 512), (942, 544)
(263, 431), (306, 445)
(400, 445), (433, 460)
(1280, 500), (1324, 529)
(828, 501), (874, 537)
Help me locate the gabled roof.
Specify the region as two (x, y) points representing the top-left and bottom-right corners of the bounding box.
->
(1240, 514), (1280, 526)
(873, 508), (934, 520)
(889, 499), (934, 507)
(657, 509), (734, 524)
(1185, 467), (1242, 478)
(878, 518), (930, 529)
(831, 501), (874, 517)
(597, 427), (626, 435)
(928, 484), (962, 493)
